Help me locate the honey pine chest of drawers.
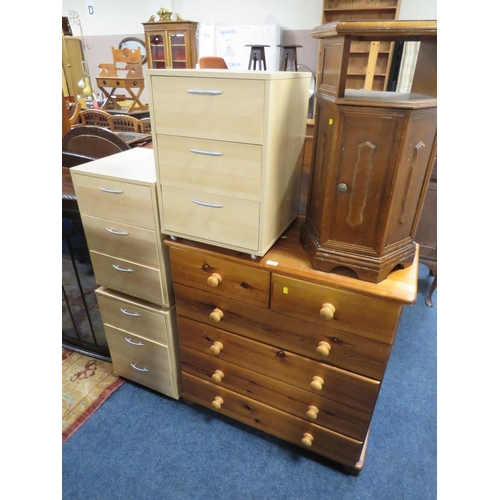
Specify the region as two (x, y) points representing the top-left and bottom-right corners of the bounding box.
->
(165, 218), (418, 473)
(145, 68), (311, 257)
(70, 148), (181, 399)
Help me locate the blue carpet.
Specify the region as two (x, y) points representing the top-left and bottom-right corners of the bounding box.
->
(62, 264), (437, 500)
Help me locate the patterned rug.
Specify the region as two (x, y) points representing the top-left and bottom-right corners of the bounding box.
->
(62, 348), (124, 443)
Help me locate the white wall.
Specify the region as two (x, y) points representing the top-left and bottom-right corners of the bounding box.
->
(61, 0), (437, 36)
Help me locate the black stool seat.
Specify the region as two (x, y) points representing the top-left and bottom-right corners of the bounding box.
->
(277, 44), (303, 71)
(246, 45), (270, 70)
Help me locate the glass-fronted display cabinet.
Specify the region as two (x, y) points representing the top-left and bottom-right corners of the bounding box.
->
(143, 13), (198, 69)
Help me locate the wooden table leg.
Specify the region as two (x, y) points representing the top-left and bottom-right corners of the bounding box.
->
(99, 86), (121, 110)
(425, 273), (437, 307)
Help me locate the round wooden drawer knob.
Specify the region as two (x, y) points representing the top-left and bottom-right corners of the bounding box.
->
(211, 370), (225, 383)
(207, 273), (222, 288)
(316, 341), (331, 357)
(210, 340), (224, 356)
(319, 303), (335, 320)
(301, 432), (314, 447)
(310, 375), (324, 391)
(212, 396), (224, 409)
(209, 308), (224, 323)
(306, 405), (319, 420)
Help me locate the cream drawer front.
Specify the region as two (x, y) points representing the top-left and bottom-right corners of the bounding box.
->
(95, 289), (174, 345)
(82, 214), (159, 268)
(161, 186), (260, 251)
(105, 325), (175, 396)
(271, 274), (402, 344)
(72, 174), (155, 229)
(156, 135), (262, 200)
(90, 251), (163, 305)
(150, 76), (265, 144)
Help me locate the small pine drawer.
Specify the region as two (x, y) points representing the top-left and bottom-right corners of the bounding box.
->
(271, 274), (402, 345)
(169, 247), (270, 308)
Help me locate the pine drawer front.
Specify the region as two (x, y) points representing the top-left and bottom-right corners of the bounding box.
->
(177, 316), (379, 414)
(161, 186), (260, 251)
(181, 345), (370, 441)
(271, 274), (402, 345)
(181, 372), (364, 467)
(90, 251), (163, 305)
(96, 288), (174, 346)
(105, 324), (176, 397)
(169, 247), (270, 308)
(156, 135), (262, 200)
(71, 174), (156, 229)
(150, 76), (265, 144)
(173, 283), (390, 381)
(81, 215), (159, 268)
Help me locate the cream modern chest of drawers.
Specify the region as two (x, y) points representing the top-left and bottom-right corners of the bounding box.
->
(145, 68), (311, 257)
(70, 148), (181, 399)
(165, 218), (418, 472)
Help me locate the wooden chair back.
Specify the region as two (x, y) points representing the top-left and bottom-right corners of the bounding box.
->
(108, 114), (141, 132)
(138, 117), (151, 134)
(79, 109), (112, 128)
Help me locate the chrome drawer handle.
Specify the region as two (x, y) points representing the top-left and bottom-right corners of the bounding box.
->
(187, 89), (222, 95)
(106, 228), (129, 236)
(112, 264), (134, 272)
(125, 337), (144, 346)
(189, 148), (222, 156)
(131, 363), (149, 372)
(120, 308), (141, 317)
(193, 199), (223, 208)
(99, 186), (123, 194)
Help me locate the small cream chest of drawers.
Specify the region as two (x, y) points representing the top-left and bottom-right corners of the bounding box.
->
(165, 218), (418, 472)
(145, 69), (311, 257)
(70, 148), (181, 399)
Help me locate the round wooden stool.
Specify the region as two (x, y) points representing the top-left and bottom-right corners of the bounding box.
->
(278, 44), (303, 71)
(246, 45), (270, 70)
